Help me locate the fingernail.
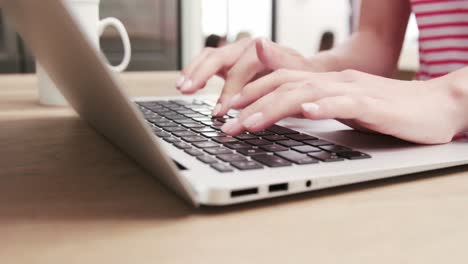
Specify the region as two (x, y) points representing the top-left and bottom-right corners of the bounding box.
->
(212, 103), (222, 116)
(180, 79), (193, 92)
(302, 103), (320, 114)
(221, 118), (240, 134)
(229, 94), (242, 108)
(260, 38), (269, 49)
(260, 38), (271, 56)
(242, 112), (264, 129)
(176, 75), (185, 88)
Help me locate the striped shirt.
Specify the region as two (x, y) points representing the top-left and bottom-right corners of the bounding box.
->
(411, 0), (468, 80)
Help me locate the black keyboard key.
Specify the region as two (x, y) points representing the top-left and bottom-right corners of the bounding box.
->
(245, 139), (272, 146)
(177, 109), (198, 115)
(154, 121), (178, 127)
(252, 154), (292, 167)
(276, 150), (319, 165)
(164, 126), (187, 132)
(338, 151), (372, 160)
(196, 111), (213, 117)
(147, 117), (166, 123)
(182, 122), (205, 128)
(202, 132), (227, 138)
(211, 163), (234, 173)
(263, 135), (288, 142)
(192, 117), (212, 122)
(277, 140), (304, 147)
(170, 115), (189, 121)
(204, 147), (233, 155)
(174, 142), (191, 149)
(230, 161), (264, 170)
(251, 130), (275, 137)
(308, 151), (345, 162)
(210, 125), (224, 131)
(202, 120), (224, 126)
(154, 131), (171, 138)
(193, 141), (219, 149)
(173, 131), (197, 137)
(292, 145), (321, 153)
(287, 134), (318, 141)
(224, 142), (252, 150)
(183, 136), (208, 143)
(213, 137), (238, 143)
(304, 139), (334, 147)
(319, 145), (352, 153)
(186, 114), (208, 119)
(185, 148), (204, 156)
(164, 137), (180, 143)
(175, 119), (196, 124)
(192, 127), (216, 133)
(197, 155), (218, 164)
(217, 153), (248, 162)
(267, 125), (299, 135)
(261, 144), (289, 152)
(235, 133), (258, 140)
(237, 148), (268, 156)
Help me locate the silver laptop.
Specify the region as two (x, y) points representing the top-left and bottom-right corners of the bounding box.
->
(4, 0), (468, 207)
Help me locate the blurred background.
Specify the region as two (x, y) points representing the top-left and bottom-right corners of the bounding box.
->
(0, 0), (419, 78)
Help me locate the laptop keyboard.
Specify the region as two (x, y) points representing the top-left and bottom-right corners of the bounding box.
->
(136, 100), (371, 173)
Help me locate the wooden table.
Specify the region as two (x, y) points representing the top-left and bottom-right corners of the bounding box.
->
(1, 72), (468, 264)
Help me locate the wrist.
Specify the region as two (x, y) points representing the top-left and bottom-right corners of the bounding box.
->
(446, 75), (468, 134)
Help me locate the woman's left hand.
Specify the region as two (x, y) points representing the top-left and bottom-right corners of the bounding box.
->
(221, 69), (467, 144)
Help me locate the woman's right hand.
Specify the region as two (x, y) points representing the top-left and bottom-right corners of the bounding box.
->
(176, 38), (323, 116)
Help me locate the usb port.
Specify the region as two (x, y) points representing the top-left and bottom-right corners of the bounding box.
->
(268, 183), (289, 193)
(231, 188), (258, 198)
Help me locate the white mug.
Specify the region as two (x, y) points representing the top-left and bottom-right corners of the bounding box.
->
(37, 0), (132, 106)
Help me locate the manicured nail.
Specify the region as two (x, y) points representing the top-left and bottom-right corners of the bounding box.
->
(260, 38), (271, 56)
(180, 79), (193, 92)
(176, 75), (185, 88)
(302, 103), (320, 114)
(229, 94), (242, 108)
(260, 38), (269, 50)
(221, 118), (240, 134)
(212, 103), (222, 116)
(242, 112), (264, 129)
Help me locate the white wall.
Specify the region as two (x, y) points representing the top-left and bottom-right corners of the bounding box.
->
(226, 0), (272, 40)
(183, 0), (352, 67)
(276, 0), (350, 57)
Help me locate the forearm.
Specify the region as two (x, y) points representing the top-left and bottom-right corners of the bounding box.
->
(309, 31), (402, 77)
(309, 0), (410, 77)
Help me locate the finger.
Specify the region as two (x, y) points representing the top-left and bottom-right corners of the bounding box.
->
(222, 81), (352, 134)
(180, 38), (252, 94)
(229, 69), (342, 110)
(302, 95), (380, 126)
(256, 38), (308, 71)
(177, 47), (213, 89)
(302, 96), (363, 120)
(212, 45), (268, 116)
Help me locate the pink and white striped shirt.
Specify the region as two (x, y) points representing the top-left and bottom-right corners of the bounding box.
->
(411, 0), (468, 80)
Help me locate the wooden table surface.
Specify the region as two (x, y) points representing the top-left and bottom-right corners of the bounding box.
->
(1, 72), (468, 264)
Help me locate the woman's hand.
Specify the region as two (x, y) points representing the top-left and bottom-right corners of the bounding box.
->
(221, 69), (468, 144)
(177, 38), (323, 117)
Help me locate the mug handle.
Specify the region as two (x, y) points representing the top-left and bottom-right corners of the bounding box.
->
(97, 17), (132, 72)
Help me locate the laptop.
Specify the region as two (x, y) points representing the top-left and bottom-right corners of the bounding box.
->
(4, 0), (468, 207)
